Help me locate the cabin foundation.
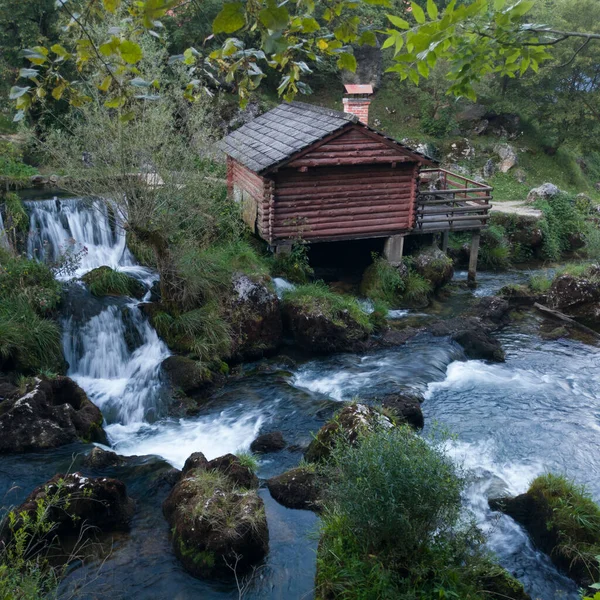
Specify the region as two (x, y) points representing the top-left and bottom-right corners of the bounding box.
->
(468, 232), (481, 284)
(383, 235), (405, 266)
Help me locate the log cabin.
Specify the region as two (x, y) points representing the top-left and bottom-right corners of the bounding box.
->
(218, 87), (492, 280)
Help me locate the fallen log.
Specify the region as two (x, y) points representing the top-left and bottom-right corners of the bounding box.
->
(533, 302), (600, 340)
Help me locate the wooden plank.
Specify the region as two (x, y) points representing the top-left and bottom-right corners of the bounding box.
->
(534, 303), (600, 339)
(275, 208), (412, 227)
(276, 195), (413, 210)
(277, 186), (414, 200)
(288, 156), (412, 168)
(416, 205), (490, 216)
(417, 197), (491, 205)
(276, 206), (412, 220)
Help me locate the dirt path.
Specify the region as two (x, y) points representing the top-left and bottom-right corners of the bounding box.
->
(490, 200), (542, 218)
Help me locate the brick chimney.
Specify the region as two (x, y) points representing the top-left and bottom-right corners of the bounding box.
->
(342, 84), (373, 125)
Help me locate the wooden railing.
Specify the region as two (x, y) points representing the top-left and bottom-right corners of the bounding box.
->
(414, 168), (492, 233)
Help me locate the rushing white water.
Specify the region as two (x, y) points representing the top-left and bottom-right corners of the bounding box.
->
(273, 276), (295, 298)
(27, 197), (261, 467)
(0, 210), (9, 249)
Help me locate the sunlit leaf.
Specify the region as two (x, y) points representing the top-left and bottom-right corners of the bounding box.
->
(427, 0), (438, 20)
(213, 2), (245, 34)
(337, 52), (357, 72)
(387, 14), (409, 29)
(120, 40), (143, 64)
(411, 2), (426, 24)
(103, 0), (121, 13)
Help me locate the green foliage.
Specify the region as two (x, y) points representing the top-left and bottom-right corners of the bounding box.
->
(81, 266), (144, 298)
(528, 273), (552, 293)
(359, 255), (405, 305)
(283, 282), (373, 333)
(479, 224), (511, 270)
(401, 267), (433, 304)
(368, 300), (390, 332)
(152, 303), (232, 364)
(316, 426), (517, 600)
(529, 473), (600, 571)
(3, 192), (29, 234)
(270, 243), (314, 284)
(537, 193), (586, 261)
(236, 452), (259, 473)
(0, 143), (38, 179)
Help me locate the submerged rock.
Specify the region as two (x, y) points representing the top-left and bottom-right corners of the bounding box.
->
(304, 403), (394, 463)
(0, 376), (107, 453)
(225, 274), (283, 361)
(412, 247), (454, 290)
(163, 451), (268, 580)
(250, 431), (286, 453)
(267, 467), (322, 512)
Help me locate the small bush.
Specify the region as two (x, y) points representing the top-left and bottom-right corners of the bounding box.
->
(3, 192), (29, 234)
(283, 282), (373, 332)
(480, 224), (511, 270)
(401, 268), (432, 304)
(359, 255), (405, 305)
(236, 452), (259, 473)
(0, 142), (38, 179)
(270, 243), (314, 284)
(528, 273), (552, 293)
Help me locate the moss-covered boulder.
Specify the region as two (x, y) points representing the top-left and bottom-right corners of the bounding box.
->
(412, 247), (454, 289)
(282, 284), (372, 354)
(304, 403), (394, 463)
(82, 266), (145, 299)
(267, 466), (323, 512)
(162, 451), (268, 580)
(473, 561), (531, 600)
(379, 392), (424, 429)
(547, 269), (600, 312)
(225, 274), (282, 361)
(490, 474), (600, 589)
(250, 431), (286, 453)
(0, 376), (107, 452)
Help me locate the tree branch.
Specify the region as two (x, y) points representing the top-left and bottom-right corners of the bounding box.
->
(553, 38), (591, 69)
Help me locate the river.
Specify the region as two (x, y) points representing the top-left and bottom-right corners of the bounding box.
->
(1, 196), (596, 599)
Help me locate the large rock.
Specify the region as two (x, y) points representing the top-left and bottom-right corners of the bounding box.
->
(412, 247), (454, 289)
(5, 472), (134, 551)
(250, 431), (286, 453)
(379, 393), (424, 429)
(0, 377), (107, 453)
(490, 477), (600, 589)
(267, 467), (322, 512)
(473, 296), (511, 325)
(282, 296), (370, 355)
(526, 183), (560, 204)
(494, 143), (518, 173)
(225, 274), (283, 361)
(161, 356), (215, 395)
(81, 266), (145, 299)
(304, 404), (394, 463)
(163, 452), (268, 580)
(547, 271), (600, 311)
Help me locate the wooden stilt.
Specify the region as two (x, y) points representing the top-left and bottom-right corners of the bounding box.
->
(441, 231), (449, 253)
(275, 244), (292, 256)
(468, 232), (480, 284)
(383, 235), (405, 266)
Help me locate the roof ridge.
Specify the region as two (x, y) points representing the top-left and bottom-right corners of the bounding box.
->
(289, 100), (357, 123)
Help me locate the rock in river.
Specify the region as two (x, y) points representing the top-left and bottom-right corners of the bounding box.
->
(267, 466), (323, 512)
(163, 451), (268, 580)
(0, 376), (107, 453)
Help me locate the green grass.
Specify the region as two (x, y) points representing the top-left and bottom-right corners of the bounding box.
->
(270, 242), (314, 284)
(359, 256), (405, 305)
(529, 474), (600, 571)
(236, 452), (259, 473)
(528, 273), (552, 293)
(401, 268), (433, 304)
(81, 266), (144, 298)
(283, 282), (373, 332)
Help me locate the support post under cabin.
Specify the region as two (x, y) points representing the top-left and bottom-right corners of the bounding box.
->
(274, 244), (292, 256)
(468, 231), (480, 284)
(441, 231), (449, 253)
(383, 235), (405, 266)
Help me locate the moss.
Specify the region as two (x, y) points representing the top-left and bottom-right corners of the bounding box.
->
(359, 257), (405, 305)
(177, 536), (216, 569)
(126, 230), (157, 268)
(82, 266), (145, 298)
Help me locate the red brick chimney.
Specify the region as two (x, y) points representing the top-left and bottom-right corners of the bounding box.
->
(342, 84), (373, 125)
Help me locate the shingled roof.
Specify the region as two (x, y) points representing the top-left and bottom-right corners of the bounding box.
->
(218, 101), (434, 174)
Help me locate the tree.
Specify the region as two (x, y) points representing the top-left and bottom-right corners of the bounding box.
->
(9, 0), (600, 121)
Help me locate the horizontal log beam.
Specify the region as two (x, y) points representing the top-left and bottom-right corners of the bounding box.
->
(276, 206), (413, 220)
(276, 195), (413, 209)
(416, 206), (491, 216)
(417, 198), (491, 206)
(274, 220), (413, 236)
(288, 156), (413, 168)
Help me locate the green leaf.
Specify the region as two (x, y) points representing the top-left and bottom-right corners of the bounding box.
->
(51, 83), (66, 101)
(259, 5), (290, 31)
(213, 2), (245, 34)
(103, 0), (121, 12)
(408, 69), (419, 85)
(411, 2), (426, 24)
(337, 52), (357, 72)
(387, 14), (409, 29)
(9, 86), (30, 100)
(493, 0), (505, 9)
(358, 31), (377, 46)
(417, 60), (429, 77)
(382, 35), (396, 49)
(98, 76), (112, 92)
(120, 40), (143, 64)
(13, 110), (25, 123)
(120, 111), (135, 123)
(19, 68), (39, 80)
(427, 0), (438, 19)
(301, 17), (320, 33)
(104, 96), (126, 108)
(51, 44), (70, 58)
(23, 48), (48, 66)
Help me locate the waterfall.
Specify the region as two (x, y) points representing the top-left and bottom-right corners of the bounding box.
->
(25, 197), (261, 466)
(0, 209), (9, 249)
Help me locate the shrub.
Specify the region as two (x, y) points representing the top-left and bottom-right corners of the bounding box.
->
(316, 427), (523, 599)
(283, 282), (373, 332)
(0, 142), (38, 179)
(479, 224), (511, 270)
(236, 452), (259, 473)
(270, 243), (314, 284)
(401, 268), (432, 304)
(3, 192), (29, 235)
(528, 273), (552, 293)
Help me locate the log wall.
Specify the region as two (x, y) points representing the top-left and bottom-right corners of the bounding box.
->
(272, 162), (418, 243)
(228, 157), (271, 239)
